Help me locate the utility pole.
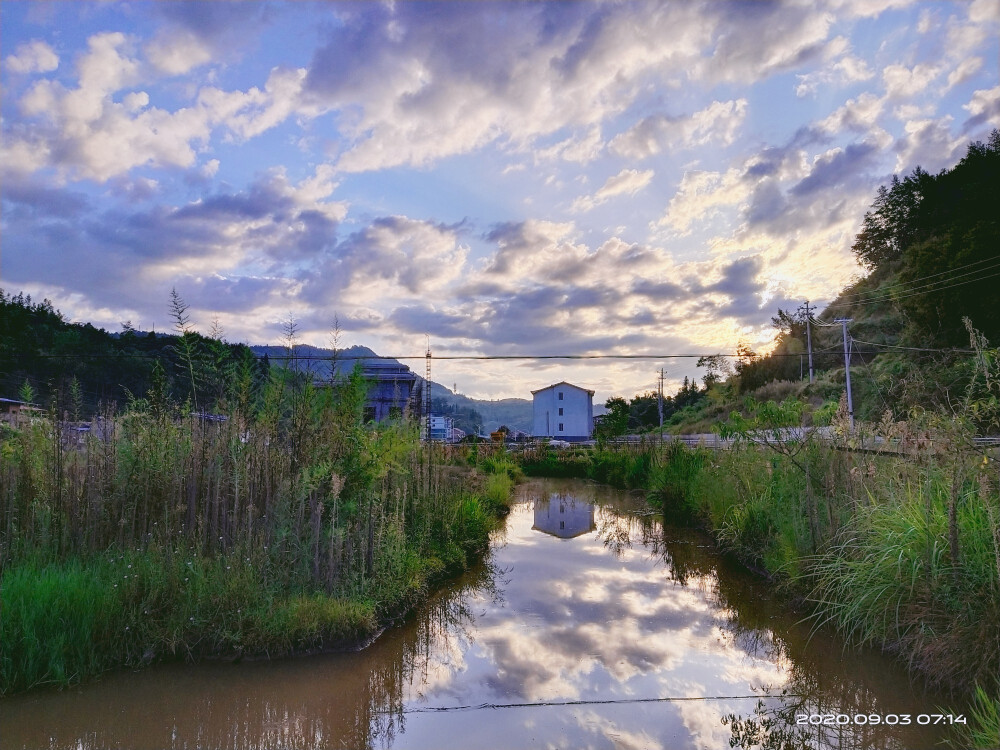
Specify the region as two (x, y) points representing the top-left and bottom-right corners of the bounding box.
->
(425, 336), (432, 443)
(657, 368), (665, 430)
(799, 300), (815, 383)
(835, 318), (855, 431)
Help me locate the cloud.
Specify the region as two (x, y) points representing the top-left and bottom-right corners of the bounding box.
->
(1, 167), (347, 320)
(795, 53), (874, 97)
(4, 28), (312, 183)
(701, 3), (837, 84)
(790, 141), (881, 197)
(657, 169), (746, 235)
(4, 40), (59, 74)
(145, 30), (213, 75)
(145, 0), (270, 74)
(882, 63), (941, 100)
(304, 2), (840, 172)
(570, 168), (654, 213)
(893, 116), (966, 173)
(963, 85), (1000, 130)
(300, 216), (468, 308)
(609, 99), (748, 160)
(945, 57), (983, 91)
(815, 92), (886, 135)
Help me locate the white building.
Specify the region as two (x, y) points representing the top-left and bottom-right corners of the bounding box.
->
(423, 414), (454, 442)
(531, 381), (594, 441)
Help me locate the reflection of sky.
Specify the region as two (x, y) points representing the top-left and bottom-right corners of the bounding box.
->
(394, 484), (787, 749)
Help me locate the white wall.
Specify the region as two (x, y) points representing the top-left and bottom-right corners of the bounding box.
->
(532, 383), (593, 439)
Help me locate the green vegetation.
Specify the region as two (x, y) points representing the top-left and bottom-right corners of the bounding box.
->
(0, 289), (269, 420)
(0, 297), (514, 695)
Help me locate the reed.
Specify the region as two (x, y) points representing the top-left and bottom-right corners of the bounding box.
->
(0, 367), (513, 694)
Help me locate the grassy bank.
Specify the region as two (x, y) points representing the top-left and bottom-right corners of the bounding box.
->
(519, 434), (1000, 745)
(0, 370), (513, 696)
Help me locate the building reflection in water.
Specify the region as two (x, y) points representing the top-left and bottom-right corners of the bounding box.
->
(531, 492), (596, 539)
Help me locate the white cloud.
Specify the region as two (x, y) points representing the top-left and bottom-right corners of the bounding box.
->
(4, 40), (59, 74)
(534, 126), (605, 165)
(145, 29), (214, 75)
(5, 30), (314, 183)
(816, 92), (886, 135)
(894, 116), (964, 173)
(610, 100), (748, 160)
(657, 169), (746, 235)
(964, 85), (1000, 125)
(945, 57), (983, 91)
(200, 67), (313, 141)
(882, 63), (941, 100)
(968, 0), (1000, 24)
(308, 3), (837, 172)
(795, 54), (874, 97)
(570, 168), (654, 213)
(201, 159), (220, 178)
(827, 0), (914, 18)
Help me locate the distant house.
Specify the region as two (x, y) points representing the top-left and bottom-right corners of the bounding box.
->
(0, 397), (41, 426)
(424, 414), (454, 442)
(531, 381), (594, 441)
(341, 362), (417, 422)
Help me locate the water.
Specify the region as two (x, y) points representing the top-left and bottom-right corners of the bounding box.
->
(1, 479), (952, 749)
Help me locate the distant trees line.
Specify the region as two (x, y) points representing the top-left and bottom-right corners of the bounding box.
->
(0, 289), (269, 419)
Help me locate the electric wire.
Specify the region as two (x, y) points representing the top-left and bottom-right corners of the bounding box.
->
(824, 255), (1000, 304)
(850, 338), (974, 354)
(11, 351), (841, 361)
(823, 267), (1000, 309)
(384, 693), (801, 715)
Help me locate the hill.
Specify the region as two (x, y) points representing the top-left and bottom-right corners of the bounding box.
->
(611, 130), (1000, 435)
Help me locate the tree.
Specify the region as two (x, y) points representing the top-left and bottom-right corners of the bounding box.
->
(169, 288), (201, 411)
(696, 354), (732, 389)
(851, 167), (934, 271)
(595, 396), (629, 442)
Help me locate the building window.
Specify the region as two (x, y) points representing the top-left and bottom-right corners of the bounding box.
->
(558, 423), (564, 432)
(558, 407), (563, 416)
(558, 392), (563, 400)
(560, 521), (565, 530)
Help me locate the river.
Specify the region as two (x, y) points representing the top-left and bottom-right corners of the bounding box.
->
(1, 478), (952, 749)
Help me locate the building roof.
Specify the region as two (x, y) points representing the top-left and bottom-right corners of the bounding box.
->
(530, 381), (595, 396)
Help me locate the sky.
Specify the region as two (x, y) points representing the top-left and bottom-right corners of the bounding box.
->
(2, 0), (998, 402)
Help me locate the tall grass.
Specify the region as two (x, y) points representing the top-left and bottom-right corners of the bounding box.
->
(805, 475), (1000, 691)
(0, 368), (513, 694)
(510, 434), (1000, 699)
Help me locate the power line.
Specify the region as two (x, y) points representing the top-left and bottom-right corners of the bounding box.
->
(13, 351), (839, 361)
(826, 256), (1000, 305)
(825, 266), (1000, 309)
(850, 338), (975, 354)
(388, 693), (801, 715)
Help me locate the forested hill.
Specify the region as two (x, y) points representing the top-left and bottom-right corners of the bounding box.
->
(0, 291), (267, 418)
(834, 128), (1000, 345)
(741, 129), (1000, 395)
